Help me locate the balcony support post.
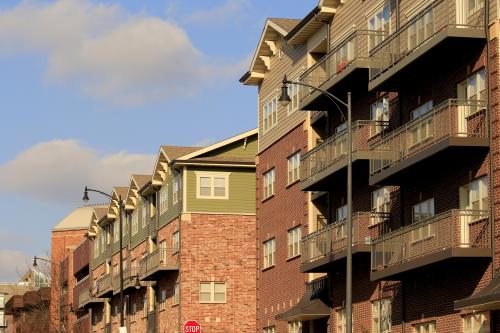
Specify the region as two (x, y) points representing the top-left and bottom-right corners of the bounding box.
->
(346, 91), (353, 333)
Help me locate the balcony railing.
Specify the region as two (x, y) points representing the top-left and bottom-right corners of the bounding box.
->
(370, 99), (487, 176)
(73, 314), (90, 333)
(74, 276), (90, 310)
(113, 267), (140, 293)
(299, 30), (388, 103)
(139, 248), (179, 281)
(371, 209), (490, 274)
(95, 273), (112, 297)
(302, 212), (390, 265)
(104, 323), (111, 333)
(301, 120), (389, 184)
(369, 0), (485, 81)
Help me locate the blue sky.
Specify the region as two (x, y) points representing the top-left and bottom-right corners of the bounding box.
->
(0, 0), (316, 281)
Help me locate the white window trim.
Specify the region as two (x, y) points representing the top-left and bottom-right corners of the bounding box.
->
(195, 171), (230, 199)
(199, 282), (227, 304)
(287, 226), (301, 258)
(263, 238), (276, 269)
(287, 152), (301, 185)
(173, 283), (180, 305)
(263, 168), (276, 199)
(262, 95), (278, 134)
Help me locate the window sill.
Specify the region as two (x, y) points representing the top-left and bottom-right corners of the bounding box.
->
(286, 179), (300, 189)
(172, 303), (179, 307)
(262, 194), (275, 203)
(262, 265), (275, 272)
(286, 254), (301, 262)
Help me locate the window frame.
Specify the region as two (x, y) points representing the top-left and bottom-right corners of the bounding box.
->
(263, 168), (276, 200)
(413, 321), (436, 333)
(370, 96), (389, 137)
(172, 231), (180, 253)
(173, 178), (179, 205)
(372, 298), (392, 333)
(263, 238), (276, 269)
(173, 283), (180, 305)
(199, 282), (227, 304)
(287, 226), (301, 259)
(463, 312), (490, 333)
(368, 2), (391, 51)
(288, 320), (302, 333)
(159, 184), (169, 214)
(262, 95), (278, 133)
(195, 172), (230, 200)
(287, 152), (301, 185)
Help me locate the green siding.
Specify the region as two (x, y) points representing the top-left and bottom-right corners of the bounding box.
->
(158, 171), (182, 228)
(197, 135), (258, 159)
(91, 228), (106, 269)
(130, 198), (148, 249)
(185, 166), (256, 214)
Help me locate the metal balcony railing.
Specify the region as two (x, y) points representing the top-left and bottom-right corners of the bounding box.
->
(369, 0), (485, 80)
(139, 248), (179, 280)
(73, 314), (90, 333)
(113, 266), (140, 293)
(370, 99), (487, 175)
(301, 212), (390, 265)
(301, 120), (389, 184)
(95, 273), (112, 296)
(299, 30), (388, 103)
(371, 209), (490, 272)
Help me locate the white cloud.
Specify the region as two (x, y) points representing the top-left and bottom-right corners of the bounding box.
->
(185, 0), (251, 26)
(0, 0), (240, 106)
(0, 140), (155, 203)
(0, 250), (31, 282)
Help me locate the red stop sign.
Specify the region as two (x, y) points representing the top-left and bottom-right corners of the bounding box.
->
(184, 320), (201, 333)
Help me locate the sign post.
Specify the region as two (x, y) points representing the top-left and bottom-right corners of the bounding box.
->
(184, 320), (201, 333)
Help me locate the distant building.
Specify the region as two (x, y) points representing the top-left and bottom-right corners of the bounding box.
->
(4, 287), (50, 333)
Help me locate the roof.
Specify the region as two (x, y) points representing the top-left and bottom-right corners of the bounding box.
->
(160, 146), (200, 162)
(113, 187), (129, 199)
(175, 156), (255, 166)
(131, 175), (151, 189)
(93, 207), (108, 221)
(455, 273), (500, 311)
(175, 128), (257, 162)
(53, 205), (105, 231)
(269, 18), (301, 33)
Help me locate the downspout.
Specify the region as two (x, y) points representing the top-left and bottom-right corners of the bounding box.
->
(485, 0), (495, 277)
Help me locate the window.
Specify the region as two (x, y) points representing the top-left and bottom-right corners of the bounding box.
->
(131, 209), (138, 235)
(264, 327), (276, 333)
(130, 301), (137, 321)
(288, 152), (301, 184)
(141, 200), (147, 228)
(368, 2), (391, 50)
(199, 282), (226, 303)
(263, 168), (276, 199)
(0, 294), (4, 308)
(372, 298), (392, 333)
(0, 310), (4, 327)
(459, 69), (486, 116)
(263, 96), (278, 132)
(468, 0), (485, 16)
(409, 100), (434, 147)
(100, 230), (105, 254)
(114, 221), (119, 243)
(113, 304), (119, 320)
(288, 226), (301, 258)
(173, 178), (179, 205)
(408, 11), (433, 51)
(335, 39), (355, 73)
(173, 231), (180, 253)
(287, 80), (301, 114)
(288, 321), (302, 333)
(93, 238), (99, 259)
(414, 321), (436, 333)
(412, 198), (435, 242)
(159, 185), (169, 214)
(463, 312), (489, 333)
(461, 177), (488, 211)
(370, 97), (389, 136)
(336, 308), (347, 333)
(159, 240), (167, 263)
(335, 205), (348, 240)
(113, 264), (118, 276)
(159, 288), (167, 310)
(371, 187), (390, 224)
(196, 172), (229, 199)
(142, 295), (147, 317)
(263, 238), (276, 268)
(173, 283), (180, 305)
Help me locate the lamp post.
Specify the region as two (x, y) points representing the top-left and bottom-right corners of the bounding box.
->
(82, 186), (126, 331)
(279, 75), (353, 333)
(33, 256), (69, 333)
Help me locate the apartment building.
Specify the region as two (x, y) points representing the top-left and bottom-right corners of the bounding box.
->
(242, 0), (499, 332)
(71, 128), (258, 333)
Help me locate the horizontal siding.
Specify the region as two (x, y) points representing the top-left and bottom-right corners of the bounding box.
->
(185, 166), (256, 214)
(258, 41), (308, 153)
(198, 135), (258, 159)
(158, 171), (182, 228)
(130, 198), (148, 249)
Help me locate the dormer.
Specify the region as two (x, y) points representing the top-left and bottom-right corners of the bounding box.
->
(106, 187), (128, 220)
(151, 146), (200, 188)
(124, 175), (151, 211)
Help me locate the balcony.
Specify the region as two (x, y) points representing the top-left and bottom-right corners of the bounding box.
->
(371, 209), (490, 280)
(301, 120), (388, 191)
(75, 276), (104, 309)
(113, 267), (142, 294)
(369, 0), (485, 91)
(299, 30), (387, 110)
(301, 212), (390, 272)
(95, 273), (112, 298)
(139, 248), (179, 281)
(147, 311), (157, 333)
(369, 99), (488, 185)
(73, 239), (90, 276)
(73, 314), (91, 333)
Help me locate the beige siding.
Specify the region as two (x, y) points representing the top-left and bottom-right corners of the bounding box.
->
(258, 42), (308, 153)
(197, 134), (258, 159)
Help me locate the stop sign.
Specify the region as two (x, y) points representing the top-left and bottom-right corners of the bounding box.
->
(184, 320), (201, 333)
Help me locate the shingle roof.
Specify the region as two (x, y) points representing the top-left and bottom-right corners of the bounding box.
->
(113, 187), (129, 199)
(52, 205), (106, 231)
(93, 207), (108, 221)
(184, 156), (255, 165)
(161, 146), (201, 161)
(131, 175), (151, 189)
(269, 18), (301, 33)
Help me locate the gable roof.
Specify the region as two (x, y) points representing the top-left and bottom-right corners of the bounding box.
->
(269, 18), (301, 33)
(124, 175), (151, 210)
(161, 146), (200, 162)
(53, 205), (105, 231)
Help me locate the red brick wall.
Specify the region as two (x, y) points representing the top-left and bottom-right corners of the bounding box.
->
(256, 123), (309, 332)
(179, 213), (257, 333)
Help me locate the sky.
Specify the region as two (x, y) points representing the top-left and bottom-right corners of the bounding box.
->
(0, 0), (316, 281)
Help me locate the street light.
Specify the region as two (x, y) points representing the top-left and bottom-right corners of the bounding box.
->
(279, 75), (353, 333)
(82, 186), (127, 331)
(33, 256), (69, 333)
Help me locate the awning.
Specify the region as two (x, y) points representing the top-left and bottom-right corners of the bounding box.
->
(275, 280), (331, 321)
(455, 273), (500, 311)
